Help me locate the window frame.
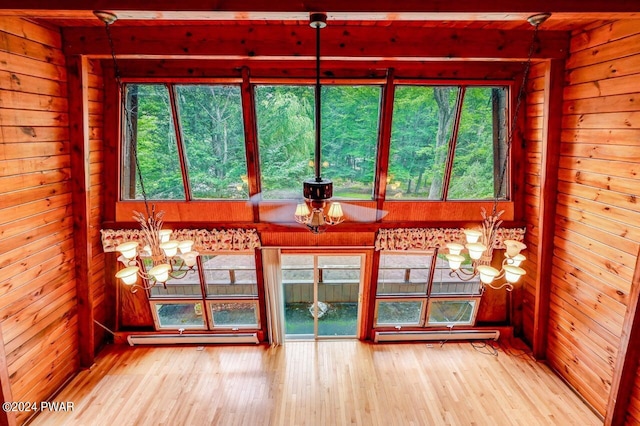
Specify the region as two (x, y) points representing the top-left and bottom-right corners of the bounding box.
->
(144, 250), (262, 332)
(206, 299), (261, 330)
(373, 250), (483, 328)
(150, 300), (208, 330)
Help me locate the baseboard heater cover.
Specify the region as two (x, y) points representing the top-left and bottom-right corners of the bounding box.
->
(127, 333), (259, 346)
(374, 330), (500, 343)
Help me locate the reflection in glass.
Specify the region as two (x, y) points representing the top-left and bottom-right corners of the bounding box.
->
(153, 302), (206, 329)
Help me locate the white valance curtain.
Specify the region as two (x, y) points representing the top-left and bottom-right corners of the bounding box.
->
(375, 227), (526, 251)
(100, 228), (261, 252)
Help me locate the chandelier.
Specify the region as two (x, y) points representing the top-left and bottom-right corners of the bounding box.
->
(95, 11), (198, 292)
(294, 12), (345, 234)
(444, 13), (551, 292)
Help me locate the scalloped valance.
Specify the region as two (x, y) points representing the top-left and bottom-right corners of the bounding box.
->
(375, 227), (526, 251)
(100, 228), (261, 253)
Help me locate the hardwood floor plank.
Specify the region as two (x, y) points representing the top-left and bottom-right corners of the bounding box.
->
(30, 340), (601, 426)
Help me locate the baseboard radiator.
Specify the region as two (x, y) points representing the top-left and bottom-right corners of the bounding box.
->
(127, 333), (259, 346)
(374, 330), (500, 343)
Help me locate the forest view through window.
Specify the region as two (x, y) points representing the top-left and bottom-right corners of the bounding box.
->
(121, 82), (509, 202)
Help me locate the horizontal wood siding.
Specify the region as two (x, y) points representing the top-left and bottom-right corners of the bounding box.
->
(548, 20), (640, 416)
(0, 18), (78, 424)
(87, 58), (109, 354)
(521, 62), (546, 346)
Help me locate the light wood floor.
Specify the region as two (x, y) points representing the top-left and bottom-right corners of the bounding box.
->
(31, 339), (601, 426)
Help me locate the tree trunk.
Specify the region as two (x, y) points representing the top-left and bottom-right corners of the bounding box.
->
(428, 87), (457, 199)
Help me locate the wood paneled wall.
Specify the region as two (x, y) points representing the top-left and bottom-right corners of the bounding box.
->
(0, 17), (78, 424)
(544, 20), (640, 417)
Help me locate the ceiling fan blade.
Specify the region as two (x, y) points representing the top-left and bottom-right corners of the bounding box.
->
(339, 202), (387, 222)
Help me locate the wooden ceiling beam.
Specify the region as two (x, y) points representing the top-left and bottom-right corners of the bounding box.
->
(113, 59), (527, 80)
(1, 0), (640, 18)
(62, 25), (569, 61)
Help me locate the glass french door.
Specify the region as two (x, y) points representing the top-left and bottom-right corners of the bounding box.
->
(281, 253), (362, 339)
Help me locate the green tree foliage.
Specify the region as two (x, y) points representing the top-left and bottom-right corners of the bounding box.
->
(387, 86), (458, 199)
(255, 86), (315, 199)
(448, 87), (506, 200)
(123, 83), (506, 202)
(128, 84), (185, 200)
(176, 85), (247, 199)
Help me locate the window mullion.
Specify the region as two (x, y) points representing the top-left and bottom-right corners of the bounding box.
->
(167, 83), (192, 200)
(441, 86), (466, 200)
(240, 68), (261, 220)
(374, 69), (395, 216)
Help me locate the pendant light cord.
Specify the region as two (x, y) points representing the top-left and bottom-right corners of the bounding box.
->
(314, 22), (322, 182)
(492, 22), (542, 217)
(102, 17), (152, 218)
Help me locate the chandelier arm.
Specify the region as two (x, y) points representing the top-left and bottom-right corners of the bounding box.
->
(449, 269), (479, 282)
(484, 282), (514, 292)
(128, 280), (159, 294)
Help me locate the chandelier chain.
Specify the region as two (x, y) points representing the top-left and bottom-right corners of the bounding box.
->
(492, 22), (541, 216)
(102, 18), (152, 217)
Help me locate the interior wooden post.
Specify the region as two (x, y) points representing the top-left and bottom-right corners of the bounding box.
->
(0, 323), (16, 426)
(605, 247), (640, 425)
(67, 54), (95, 367)
(532, 59), (564, 359)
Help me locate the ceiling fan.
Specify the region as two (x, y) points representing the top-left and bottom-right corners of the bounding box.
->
(250, 12), (386, 233)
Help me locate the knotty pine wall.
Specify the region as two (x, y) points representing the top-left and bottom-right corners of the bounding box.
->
(0, 17), (109, 425)
(527, 20), (640, 418)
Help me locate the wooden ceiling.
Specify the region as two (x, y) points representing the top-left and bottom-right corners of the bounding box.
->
(2, 1), (638, 70)
(1, 0), (639, 32)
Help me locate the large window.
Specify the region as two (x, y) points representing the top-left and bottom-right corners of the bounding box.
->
(374, 251), (481, 327)
(255, 85), (381, 199)
(120, 81), (510, 204)
(386, 85), (507, 200)
(122, 83), (249, 200)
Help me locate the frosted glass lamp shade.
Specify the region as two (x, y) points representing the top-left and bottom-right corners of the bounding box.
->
(466, 243), (487, 260)
(463, 229), (482, 244)
(476, 265), (499, 284)
(159, 240), (179, 257)
(178, 240), (194, 254)
(149, 264), (171, 283)
(446, 254), (465, 270)
(503, 265), (526, 283)
(510, 253), (526, 267)
(504, 240), (526, 257)
(327, 202), (343, 220)
(446, 243), (464, 255)
(181, 251), (199, 267)
(116, 241), (139, 260)
(158, 229), (172, 243)
(115, 266), (139, 285)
